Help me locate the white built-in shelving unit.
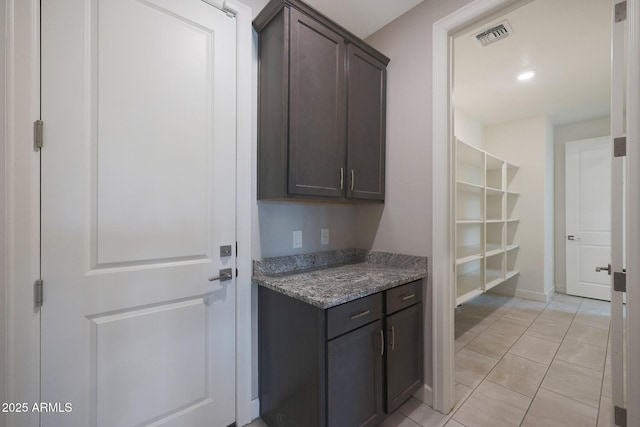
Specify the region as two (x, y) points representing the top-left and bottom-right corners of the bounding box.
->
(454, 139), (520, 306)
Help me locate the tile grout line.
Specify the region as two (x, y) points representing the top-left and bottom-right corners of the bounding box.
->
(595, 316), (613, 427)
(453, 294), (608, 427)
(521, 298), (610, 425)
(449, 298), (522, 425)
(453, 297), (551, 425)
(520, 298), (584, 426)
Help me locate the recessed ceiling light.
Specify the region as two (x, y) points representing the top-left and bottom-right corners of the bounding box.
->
(517, 70), (536, 81)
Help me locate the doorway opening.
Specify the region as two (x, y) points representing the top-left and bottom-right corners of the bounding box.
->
(448, 0), (615, 424)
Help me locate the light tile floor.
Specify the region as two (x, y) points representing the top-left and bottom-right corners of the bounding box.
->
(246, 292), (616, 427)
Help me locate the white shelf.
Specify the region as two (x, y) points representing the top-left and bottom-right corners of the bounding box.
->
(456, 267), (483, 305)
(456, 289), (483, 306)
(456, 244), (483, 264)
(506, 162), (520, 169)
(485, 277), (504, 291)
(485, 268), (503, 286)
(506, 162), (519, 192)
(457, 140), (484, 186)
(486, 247), (503, 257)
(486, 193), (504, 221)
(506, 270), (520, 280)
(507, 221), (519, 246)
(454, 137), (519, 307)
(457, 140), (484, 164)
(486, 154), (505, 190)
(457, 180), (484, 191)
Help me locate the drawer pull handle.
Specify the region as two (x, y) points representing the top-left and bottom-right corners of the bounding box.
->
(401, 293), (416, 301)
(350, 309), (370, 320)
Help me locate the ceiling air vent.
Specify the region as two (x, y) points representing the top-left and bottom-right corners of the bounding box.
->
(473, 21), (513, 47)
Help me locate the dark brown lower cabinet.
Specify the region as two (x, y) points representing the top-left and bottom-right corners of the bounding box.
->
(259, 280), (423, 427)
(328, 320), (384, 427)
(385, 303), (423, 413)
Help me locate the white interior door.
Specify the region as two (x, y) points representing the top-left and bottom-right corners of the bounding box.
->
(41, 1), (237, 426)
(565, 136), (612, 301)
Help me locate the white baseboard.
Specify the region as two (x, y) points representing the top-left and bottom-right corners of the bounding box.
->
(544, 287), (556, 303)
(250, 398), (260, 423)
(555, 283), (567, 294)
(413, 384), (433, 407)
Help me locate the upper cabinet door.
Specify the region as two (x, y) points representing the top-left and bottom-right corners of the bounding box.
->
(288, 9), (346, 198)
(347, 45), (387, 200)
(346, 44), (386, 201)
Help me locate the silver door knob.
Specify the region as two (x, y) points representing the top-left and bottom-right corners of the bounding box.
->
(595, 264), (611, 275)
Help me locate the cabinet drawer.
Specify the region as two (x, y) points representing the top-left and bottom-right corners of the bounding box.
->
(386, 281), (422, 315)
(327, 293), (383, 340)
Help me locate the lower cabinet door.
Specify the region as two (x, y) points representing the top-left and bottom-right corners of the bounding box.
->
(386, 304), (423, 413)
(328, 320), (383, 427)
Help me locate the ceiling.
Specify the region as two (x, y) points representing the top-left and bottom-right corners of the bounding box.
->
(246, 0), (424, 39)
(302, 0), (423, 38)
(454, 0), (612, 126)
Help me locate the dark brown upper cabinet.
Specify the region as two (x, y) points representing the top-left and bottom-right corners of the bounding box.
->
(254, 0), (389, 202)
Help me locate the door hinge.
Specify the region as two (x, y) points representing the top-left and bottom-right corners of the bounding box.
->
(614, 137), (626, 157)
(614, 271), (626, 292)
(615, 405), (627, 427)
(33, 120), (43, 152)
(34, 279), (43, 308)
(615, 1), (627, 23)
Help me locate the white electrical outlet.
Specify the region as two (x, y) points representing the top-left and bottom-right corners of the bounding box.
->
(293, 230), (303, 248)
(321, 229), (329, 245)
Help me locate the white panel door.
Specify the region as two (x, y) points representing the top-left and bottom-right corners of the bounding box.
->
(566, 137), (612, 301)
(41, 1), (237, 426)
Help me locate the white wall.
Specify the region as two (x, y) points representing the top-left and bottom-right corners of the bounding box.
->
(358, 0), (475, 390)
(553, 116), (610, 293)
(252, 203), (359, 259)
(484, 116), (555, 301)
(455, 109), (484, 149)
